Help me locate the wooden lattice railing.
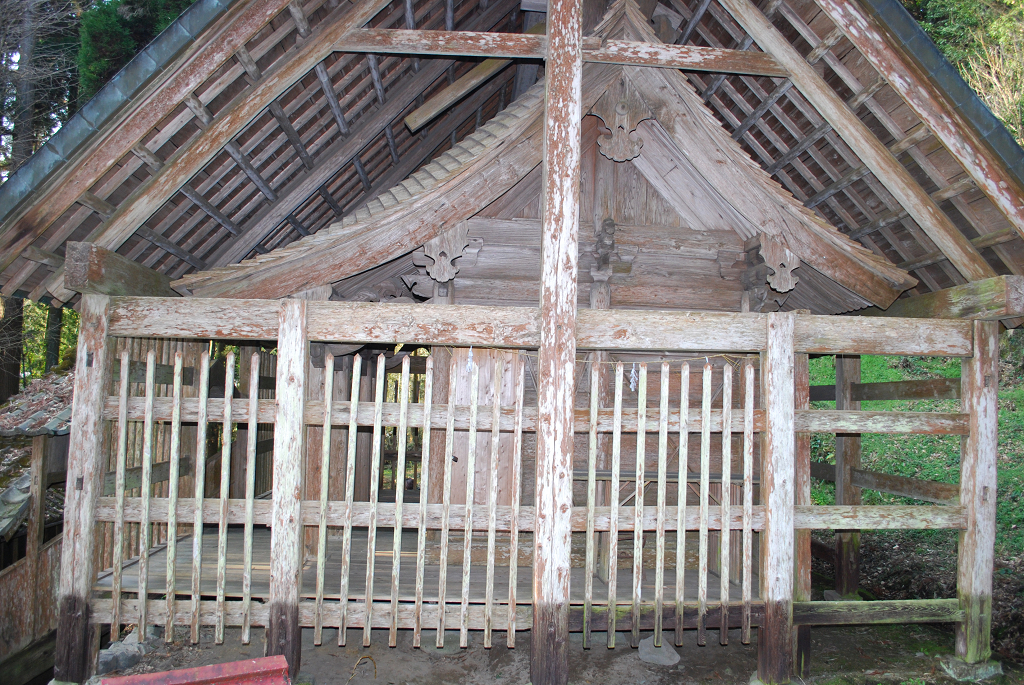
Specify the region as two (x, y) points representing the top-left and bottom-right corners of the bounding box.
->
(56, 295), (996, 681)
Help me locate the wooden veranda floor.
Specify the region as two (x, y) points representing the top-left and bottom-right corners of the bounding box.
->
(95, 528), (758, 604)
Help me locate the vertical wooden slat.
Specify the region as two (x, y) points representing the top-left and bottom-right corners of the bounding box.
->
(460, 361), (480, 648)
(507, 358), (526, 648)
(654, 362), (670, 646)
(607, 362), (623, 648)
(675, 362), (690, 646)
(55, 294), (112, 683)
(742, 362), (754, 645)
(485, 358), (504, 648)
(268, 300), (309, 677)
(363, 354), (386, 647)
(719, 363), (733, 646)
(583, 362), (599, 648)
(631, 363), (647, 648)
(190, 352), (211, 644)
(436, 355), (458, 648)
(215, 352), (235, 644)
(137, 351), (157, 633)
(794, 351), (811, 675)
(758, 312), (795, 685)
(165, 352), (183, 642)
(338, 354), (363, 646)
(414, 356), (434, 648)
(242, 353), (260, 645)
(835, 355), (861, 597)
(957, 320), (998, 663)
(390, 356), (410, 647)
(697, 362), (712, 646)
(110, 349), (131, 639)
(314, 354), (335, 645)
(534, 0), (583, 678)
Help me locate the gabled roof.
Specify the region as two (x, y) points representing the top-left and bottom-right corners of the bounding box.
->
(0, 0), (1022, 320)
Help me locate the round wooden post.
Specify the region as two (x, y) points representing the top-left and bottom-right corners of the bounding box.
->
(757, 311), (795, 685)
(956, 320), (998, 663)
(54, 294), (111, 683)
(533, 0), (582, 681)
(267, 299), (308, 677)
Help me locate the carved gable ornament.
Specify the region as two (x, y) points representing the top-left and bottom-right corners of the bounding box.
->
(412, 221), (481, 283)
(759, 232), (800, 292)
(589, 77), (653, 162)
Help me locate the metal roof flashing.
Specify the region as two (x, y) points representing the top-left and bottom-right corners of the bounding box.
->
(855, 0), (1024, 194)
(0, 0), (237, 227)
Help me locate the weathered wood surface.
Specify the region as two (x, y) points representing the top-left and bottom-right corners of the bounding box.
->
(809, 378), (961, 402)
(111, 358), (195, 387)
(338, 28), (788, 75)
(758, 312), (794, 685)
(792, 599), (963, 625)
(0, 0), (302, 276)
(834, 355), (861, 599)
(533, 0), (582, 678)
(810, 0), (1024, 242)
(54, 294), (111, 683)
(809, 462), (960, 505)
(795, 410), (968, 435)
(103, 297), (974, 357)
(957, 321), (999, 663)
(863, 276), (1024, 321)
(794, 351), (811, 676)
(64, 243), (178, 298)
(794, 505), (965, 530)
(717, 0), (996, 282)
(267, 300), (307, 677)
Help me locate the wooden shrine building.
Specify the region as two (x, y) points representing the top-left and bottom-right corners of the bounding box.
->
(1, 0), (1023, 682)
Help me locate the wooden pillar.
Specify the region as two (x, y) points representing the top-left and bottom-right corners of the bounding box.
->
(28, 434), (49, 639)
(757, 311), (794, 685)
(267, 300), (308, 678)
(533, 0), (582, 681)
(54, 294), (112, 683)
(428, 283), (454, 508)
(956, 320), (998, 663)
(834, 356), (861, 596)
(793, 351), (811, 678)
(355, 354), (375, 502)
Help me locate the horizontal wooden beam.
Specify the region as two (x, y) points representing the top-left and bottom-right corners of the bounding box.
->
(96, 498), (766, 533)
(105, 297), (975, 357)
(795, 410), (967, 435)
(810, 461), (960, 505)
(64, 242), (179, 298)
(793, 599), (962, 625)
(793, 504), (964, 529)
(102, 457), (193, 496)
(809, 378), (960, 402)
(862, 276), (1024, 321)
(337, 28), (788, 76)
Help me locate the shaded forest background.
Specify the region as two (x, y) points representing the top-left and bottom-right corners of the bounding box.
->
(0, 0), (1022, 397)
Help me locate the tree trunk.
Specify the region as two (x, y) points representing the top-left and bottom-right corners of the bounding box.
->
(0, 296), (25, 403)
(12, 0), (39, 169)
(45, 304), (63, 371)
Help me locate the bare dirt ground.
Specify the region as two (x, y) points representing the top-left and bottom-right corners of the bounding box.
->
(110, 621), (1022, 684)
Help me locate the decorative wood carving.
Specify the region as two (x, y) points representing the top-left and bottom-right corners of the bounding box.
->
(749, 285), (790, 313)
(412, 222), (482, 282)
(759, 233), (800, 292)
(589, 78), (652, 162)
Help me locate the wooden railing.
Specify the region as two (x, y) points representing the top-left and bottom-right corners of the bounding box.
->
(55, 296), (997, 682)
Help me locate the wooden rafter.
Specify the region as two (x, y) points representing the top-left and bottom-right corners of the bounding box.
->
(716, 0), (997, 282)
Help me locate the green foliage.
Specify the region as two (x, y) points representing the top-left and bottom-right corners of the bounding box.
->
(901, 0), (992, 64)
(20, 300), (78, 381)
(77, 0), (194, 103)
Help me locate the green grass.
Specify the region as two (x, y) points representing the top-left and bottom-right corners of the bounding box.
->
(808, 343), (1024, 558)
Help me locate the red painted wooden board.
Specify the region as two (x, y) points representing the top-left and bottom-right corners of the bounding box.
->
(100, 655), (290, 685)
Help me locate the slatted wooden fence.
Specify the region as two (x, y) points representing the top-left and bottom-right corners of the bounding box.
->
(56, 296), (996, 682)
